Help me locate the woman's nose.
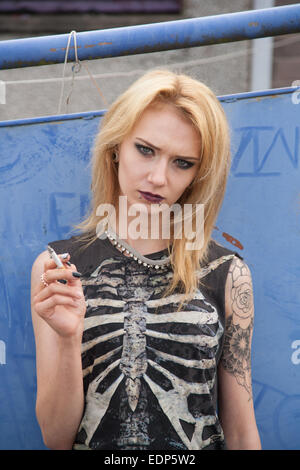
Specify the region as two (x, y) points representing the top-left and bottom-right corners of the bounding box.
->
(147, 158), (168, 186)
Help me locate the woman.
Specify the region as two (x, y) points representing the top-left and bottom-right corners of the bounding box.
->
(31, 69), (261, 450)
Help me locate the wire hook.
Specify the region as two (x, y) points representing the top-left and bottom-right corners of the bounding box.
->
(57, 30), (81, 114)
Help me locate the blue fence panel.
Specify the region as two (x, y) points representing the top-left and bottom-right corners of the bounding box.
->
(0, 87), (299, 450)
(0, 112), (102, 449)
(219, 89), (300, 450)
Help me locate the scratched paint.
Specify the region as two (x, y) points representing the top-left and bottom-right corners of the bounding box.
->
(0, 341), (6, 365)
(0, 120), (97, 187)
(214, 226), (244, 250)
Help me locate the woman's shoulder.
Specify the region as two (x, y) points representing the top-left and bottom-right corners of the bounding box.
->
(209, 238), (243, 259)
(207, 238), (243, 263)
(47, 233), (109, 274)
(198, 239), (245, 317)
(31, 236), (82, 278)
(47, 234), (84, 258)
(198, 238), (244, 282)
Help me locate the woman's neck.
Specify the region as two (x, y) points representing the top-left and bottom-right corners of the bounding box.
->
(122, 236), (169, 256)
(113, 214), (170, 256)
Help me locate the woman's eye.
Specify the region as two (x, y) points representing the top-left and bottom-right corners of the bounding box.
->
(135, 144), (154, 156)
(176, 159), (195, 170)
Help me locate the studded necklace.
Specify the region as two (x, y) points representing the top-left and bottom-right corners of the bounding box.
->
(104, 228), (171, 270)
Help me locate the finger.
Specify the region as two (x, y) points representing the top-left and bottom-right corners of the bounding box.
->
(44, 267), (82, 284)
(35, 294), (81, 318)
(34, 282), (83, 303)
(33, 286), (82, 311)
(43, 253), (71, 272)
(57, 262), (82, 287)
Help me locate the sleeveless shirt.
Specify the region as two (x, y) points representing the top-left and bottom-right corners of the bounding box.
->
(48, 234), (243, 451)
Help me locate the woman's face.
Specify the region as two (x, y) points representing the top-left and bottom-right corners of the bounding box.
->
(117, 103), (201, 215)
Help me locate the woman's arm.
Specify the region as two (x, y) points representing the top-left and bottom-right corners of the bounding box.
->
(217, 256), (261, 450)
(31, 250), (86, 450)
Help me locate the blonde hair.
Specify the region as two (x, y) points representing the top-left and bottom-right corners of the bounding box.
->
(75, 69), (231, 311)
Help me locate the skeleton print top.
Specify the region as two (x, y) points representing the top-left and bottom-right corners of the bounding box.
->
(48, 234), (243, 450)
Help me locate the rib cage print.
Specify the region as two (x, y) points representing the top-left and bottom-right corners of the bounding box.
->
(74, 253), (234, 450)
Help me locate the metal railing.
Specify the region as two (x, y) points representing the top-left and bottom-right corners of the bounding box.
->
(0, 4), (300, 69)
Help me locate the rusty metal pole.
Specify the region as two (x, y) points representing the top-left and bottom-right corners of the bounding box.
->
(0, 4), (300, 69)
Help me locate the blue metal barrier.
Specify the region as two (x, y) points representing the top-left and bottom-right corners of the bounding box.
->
(0, 87), (300, 450)
(0, 5), (300, 451)
(0, 4), (300, 69)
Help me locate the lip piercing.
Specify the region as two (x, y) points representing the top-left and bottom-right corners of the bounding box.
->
(41, 272), (49, 287)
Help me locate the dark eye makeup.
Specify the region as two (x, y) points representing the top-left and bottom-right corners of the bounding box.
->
(135, 143), (154, 156)
(176, 159), (195, 170)
(134, 143), (195, 170)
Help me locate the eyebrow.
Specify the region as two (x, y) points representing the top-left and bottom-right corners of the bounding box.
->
(135, 137), (200, 161)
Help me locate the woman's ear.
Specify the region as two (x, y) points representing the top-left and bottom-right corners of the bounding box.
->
(112, 152), (119, 163)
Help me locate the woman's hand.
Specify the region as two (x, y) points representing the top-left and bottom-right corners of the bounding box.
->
(32, 254), (86, 339)
(31, 251), (86, 449)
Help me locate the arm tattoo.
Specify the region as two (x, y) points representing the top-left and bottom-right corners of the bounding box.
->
(221, 315), (254, 398)
(221, 256), (254, 400)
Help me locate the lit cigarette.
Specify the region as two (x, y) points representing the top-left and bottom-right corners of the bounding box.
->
(47, 245), (64, 269)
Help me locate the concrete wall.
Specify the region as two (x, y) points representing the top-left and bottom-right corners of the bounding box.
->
(0, 0), (252, 121)
(272, 0), (300, 88)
